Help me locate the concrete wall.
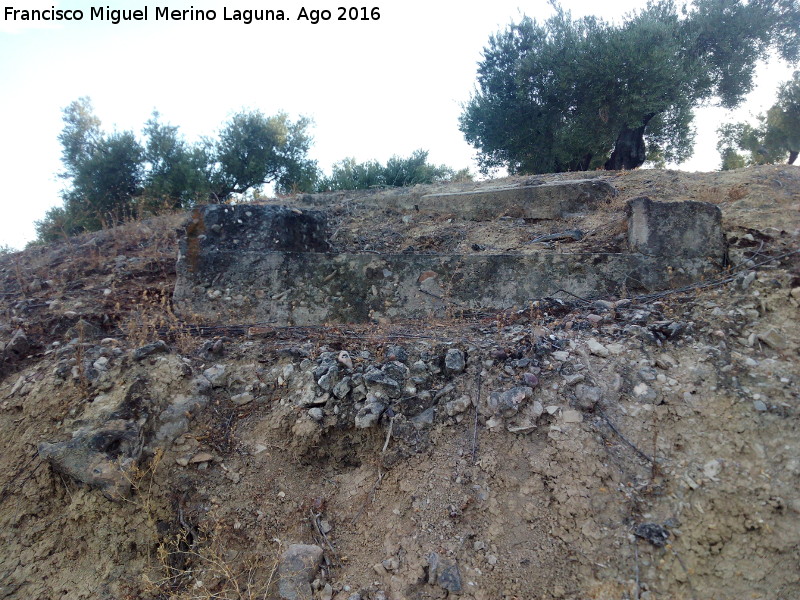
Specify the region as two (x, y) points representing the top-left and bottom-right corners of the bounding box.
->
(174, 196), (726, 325)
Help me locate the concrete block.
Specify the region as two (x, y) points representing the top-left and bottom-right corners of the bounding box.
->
(626, 197), (725, 260)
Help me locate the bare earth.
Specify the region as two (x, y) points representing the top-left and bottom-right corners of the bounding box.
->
(0, 164), (798, 600)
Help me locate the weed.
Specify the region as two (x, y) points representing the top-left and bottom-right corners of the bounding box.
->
(145, 521), (284, 600)
(122, 289), (196, 354)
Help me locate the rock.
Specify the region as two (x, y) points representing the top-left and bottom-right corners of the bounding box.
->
(791, 287), (800, 301)
(593, 300), (616, 311)
(337, 350), (353, 370)
(753, 400), (768, 412)
(4, 328), (29, 360)
(189, 375), (212, 396)
(202, 364), (228, 388)
(552, 350), (570, 361)
(638, 367), (657, 381)
(655, 353), (678, 370)
(199, 338), (226, 359)
(277, 544), (324, 600)
(522, 372), (540, 387)
(318, 583), (333, 600)
(486, 386), (533, 417)
(152, 394), (208, 446)
(230, 392), (253, 406)
(758, 329), (788, 350)
(382, 361), (409, 383)
(445, 395), (472, 417)
(573, 385), (601, 410)
(190, 452), (213, 464)
(38, 419), (142, 500)
(486, 415), (504, 429)
(703, 459), (722, 480)
(444, 348), (466, 374)
(739, 271), (757, 290)
(587, 339), (609, 358)
(427, 552), (462, 594)
(132, 340), (169, 361)
(563, 373), (585, 386)
(633, 382), (657, 402)
(634, 523), (670, 548)
(66, 319), (104, 341)
(410, 359), (428, 374)
(332, 377), (352, 399)
(562, 409), (583, 423)
(382, 557), (400, 571)
(626, 197), (725, 260)
(385, 345), (408, 363)
(308, 407), (324, 421)
(355, 396), (386, 428)
(364, 369), (401, 399)
(317, 371), (336, 392)
(411, 406), (436, 425)
(312, 361), (335, 380)
(433, 383), (456, 402)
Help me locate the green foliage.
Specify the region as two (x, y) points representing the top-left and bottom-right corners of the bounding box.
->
(460, 0), (800, 174)
(317, 150), (467, 191)
(34, 206), (82, 243)
(66, 130), (145, 229)
(318, 157), (385, 191)
(207, 112), (318, 199)
(51, 97), (146, 239)
(716, 71), (800, 168)
(141, 112), (210, 210)
(37, 100), (318, 242)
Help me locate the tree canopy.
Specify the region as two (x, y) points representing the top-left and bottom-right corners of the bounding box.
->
(459, 0), (800, 174)
(316, 150), (469, 192)
(37, 99), (318, 241)
(717, 70), (800, 168)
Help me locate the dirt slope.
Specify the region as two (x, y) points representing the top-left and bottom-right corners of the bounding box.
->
(0, 165), (798, 600)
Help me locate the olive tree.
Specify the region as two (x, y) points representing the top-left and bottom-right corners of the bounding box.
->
(460, 0), (800, 174)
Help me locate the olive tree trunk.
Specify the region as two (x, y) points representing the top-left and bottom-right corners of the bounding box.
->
(604, 113), (656, 171)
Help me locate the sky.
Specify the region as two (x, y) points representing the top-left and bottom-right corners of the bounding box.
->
(0, 0), (795, 250)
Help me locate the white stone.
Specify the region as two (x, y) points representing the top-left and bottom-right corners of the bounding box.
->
(587, 339), (609, 358)
(231, 392), (253, 406)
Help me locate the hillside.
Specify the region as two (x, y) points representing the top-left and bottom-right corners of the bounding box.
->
(0, 165), (799, 600)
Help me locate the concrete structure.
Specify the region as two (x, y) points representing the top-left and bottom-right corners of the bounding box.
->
(416, 179), (616, 220)
(174, 191), (727, 325)
(627, 196), (726, 260)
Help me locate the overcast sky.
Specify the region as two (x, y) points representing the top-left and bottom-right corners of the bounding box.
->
(0, 0), (795, 249)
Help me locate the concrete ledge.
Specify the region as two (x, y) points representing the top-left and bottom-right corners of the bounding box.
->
(174, 250), (718, 325)
(415, 179), (616, 220)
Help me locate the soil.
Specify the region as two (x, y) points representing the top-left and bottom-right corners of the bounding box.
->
(0, 164), (799, 600)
